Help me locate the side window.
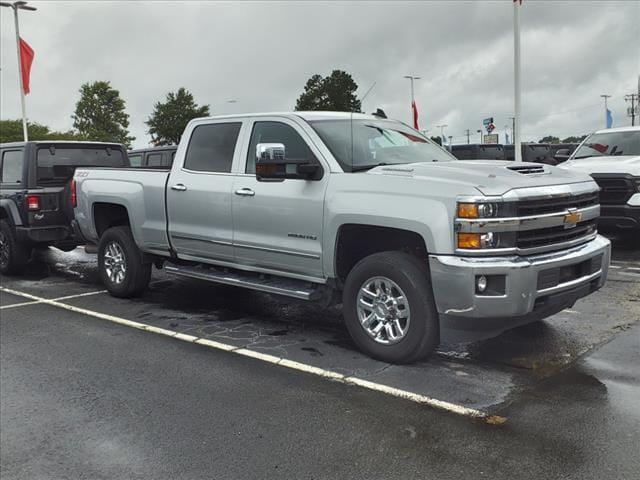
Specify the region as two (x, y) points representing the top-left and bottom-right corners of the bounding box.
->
(147, 153), (163, 167)
(128, 153), (143, 167)
(184, 122), (241, 173)
(246, 121), (315, 174)
(1, 150), (23, 184)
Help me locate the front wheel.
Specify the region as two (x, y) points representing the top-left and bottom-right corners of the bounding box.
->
(342, 251), (440, 364)
(98, 226), (151, 298)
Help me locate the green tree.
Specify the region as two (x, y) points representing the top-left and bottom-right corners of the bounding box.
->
(145, 88), (210, 145)
(539, 135), (561, 144)
(295, 70), (361, 112)
(561, 135), (588, 143)
(72, 81), (135, 147)
(0, 119), (85, 143)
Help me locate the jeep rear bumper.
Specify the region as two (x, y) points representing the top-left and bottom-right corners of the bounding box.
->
(428, 235), (611, 342)
(16, 226), (72, 244)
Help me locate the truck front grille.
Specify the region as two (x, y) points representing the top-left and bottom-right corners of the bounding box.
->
(591, 175), (635, 205)
(516, 219), (597, 251)
(516, 191), (599, 217)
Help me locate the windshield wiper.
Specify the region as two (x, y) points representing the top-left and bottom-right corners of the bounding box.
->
(351, 162), (390, 172)
(573, 155), (605, 159)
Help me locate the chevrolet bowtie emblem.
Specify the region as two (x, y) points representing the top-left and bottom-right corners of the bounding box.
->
(563, 209), (582, 229)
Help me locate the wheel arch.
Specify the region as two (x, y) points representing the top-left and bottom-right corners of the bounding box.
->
(333, 223), (430, 283)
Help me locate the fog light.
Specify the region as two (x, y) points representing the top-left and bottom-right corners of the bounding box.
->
(477, 275), (488, 292)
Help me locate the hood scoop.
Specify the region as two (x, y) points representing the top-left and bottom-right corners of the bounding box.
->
(508, 164), (548, 175)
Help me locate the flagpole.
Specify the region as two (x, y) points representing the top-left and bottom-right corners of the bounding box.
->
(2, 1), (36, 141)
(13, 6), (28, 141)
(513, 0), (522, 162)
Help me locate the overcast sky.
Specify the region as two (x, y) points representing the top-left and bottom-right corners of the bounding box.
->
(1, 0), (638, 148)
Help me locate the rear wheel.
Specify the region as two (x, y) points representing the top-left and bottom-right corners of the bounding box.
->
(0, 220), (31, 275)
(98, 226), (151, 297)
(342, 251), (440, 364)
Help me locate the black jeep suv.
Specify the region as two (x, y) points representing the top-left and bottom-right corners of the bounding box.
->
(0, 141), (129, 274)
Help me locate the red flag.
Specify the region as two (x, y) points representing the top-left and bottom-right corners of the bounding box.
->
(412, 100), (419, 130)
(19, 37), (34, 95)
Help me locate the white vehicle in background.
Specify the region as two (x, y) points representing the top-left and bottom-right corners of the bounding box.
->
(559, 126), (640, 233)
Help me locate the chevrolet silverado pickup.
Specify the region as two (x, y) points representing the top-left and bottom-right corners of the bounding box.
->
(559, 126), (640, 233)
(0, 141), (129, 274)
(73, 112), (611, 363)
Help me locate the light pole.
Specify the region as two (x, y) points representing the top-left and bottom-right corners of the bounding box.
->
(601, 94), (611, 128)
(513, 0), (522, 161)
(1, 1), (37, 141)
(436, 124), (447, 145)
(477, 129), (482, 143)
(404, 75), (420, 126)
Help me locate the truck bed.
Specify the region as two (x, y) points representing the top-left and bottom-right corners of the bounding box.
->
(74, 167), (171, 254)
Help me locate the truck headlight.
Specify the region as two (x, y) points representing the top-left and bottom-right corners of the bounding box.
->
(457, 202), (500, 218)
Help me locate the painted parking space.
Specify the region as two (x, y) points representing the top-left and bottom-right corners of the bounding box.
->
(1, 242), (638, 421)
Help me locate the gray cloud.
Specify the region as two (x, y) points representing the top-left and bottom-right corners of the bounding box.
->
(1, 0), (638, 148)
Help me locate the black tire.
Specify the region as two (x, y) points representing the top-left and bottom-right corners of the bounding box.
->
(98, 226), (151, 298)
(342, 251), (440, 364)
(0, 219), (31, 275)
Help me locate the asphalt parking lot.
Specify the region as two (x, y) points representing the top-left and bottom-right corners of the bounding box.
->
(1, 234), (639, 479)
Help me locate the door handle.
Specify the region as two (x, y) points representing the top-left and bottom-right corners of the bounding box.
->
(171, 184), (187, 191)
(235, 188), (255, 197)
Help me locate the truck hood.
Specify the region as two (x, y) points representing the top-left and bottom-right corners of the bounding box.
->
(558, 155), (640, 176)
(367, 160), (594, 196)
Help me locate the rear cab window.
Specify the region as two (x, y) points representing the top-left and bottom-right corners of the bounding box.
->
(37, 146), (126, 185)
(183, 123), (242, 173)
(1, 150), (24, 185)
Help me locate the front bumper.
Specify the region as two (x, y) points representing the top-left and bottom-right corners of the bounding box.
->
(429, 235), (611, 342)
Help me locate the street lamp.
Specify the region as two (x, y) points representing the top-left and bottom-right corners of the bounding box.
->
(1, 1), (37, 141)
(436, 124), (448, 145)
(476, 129), (482, 143)
(404, 75), (420, 127)
(600, 94), (611, 128)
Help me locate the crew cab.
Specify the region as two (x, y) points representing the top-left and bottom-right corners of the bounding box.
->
(73, 113), (611, 363)
(0, 141), (129, 274)
(559, 126), (640, 233)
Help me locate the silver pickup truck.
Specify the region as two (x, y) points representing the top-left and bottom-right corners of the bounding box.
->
(74, 112), (611, 363)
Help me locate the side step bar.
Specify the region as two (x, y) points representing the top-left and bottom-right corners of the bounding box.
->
(164, 264), (320, 300)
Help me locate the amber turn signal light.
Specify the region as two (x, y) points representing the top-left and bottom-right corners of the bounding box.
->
(457, 203), (478, 218)
(458, 233), (481, 249)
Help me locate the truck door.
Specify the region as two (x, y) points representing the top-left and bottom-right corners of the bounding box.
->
(167, 121), (243, 262)
(232, 118), (328, 279)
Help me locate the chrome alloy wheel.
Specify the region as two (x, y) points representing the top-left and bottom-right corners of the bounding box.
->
(356, 276), (411, 345)
(103, 241), (127, 284)
(0, 230), (8, 268)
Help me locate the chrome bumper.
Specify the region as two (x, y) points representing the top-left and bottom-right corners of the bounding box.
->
(428, 235), (611, 340)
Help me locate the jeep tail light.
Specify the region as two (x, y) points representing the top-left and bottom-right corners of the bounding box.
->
(27, 195), (40, 212)
(70, 179), (77, 207)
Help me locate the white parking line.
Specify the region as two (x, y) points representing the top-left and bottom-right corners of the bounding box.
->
(0, 285), (505, 424)
(0, 289), (107, 310)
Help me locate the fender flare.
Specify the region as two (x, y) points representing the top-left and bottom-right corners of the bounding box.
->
(0, 199), (23, 226)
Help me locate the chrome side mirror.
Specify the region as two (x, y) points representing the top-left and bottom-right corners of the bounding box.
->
(256, 143), (285, 163)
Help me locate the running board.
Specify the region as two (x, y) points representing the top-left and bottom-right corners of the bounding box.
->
(164, 264), (320, 300)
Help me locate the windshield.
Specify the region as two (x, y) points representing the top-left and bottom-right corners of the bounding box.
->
(309, 119), (457, 172)
(572, 130), (640, 159)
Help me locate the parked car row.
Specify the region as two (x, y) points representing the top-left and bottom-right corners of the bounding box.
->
(2, 117), (636, 364)
(451, 142), (579, 165)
